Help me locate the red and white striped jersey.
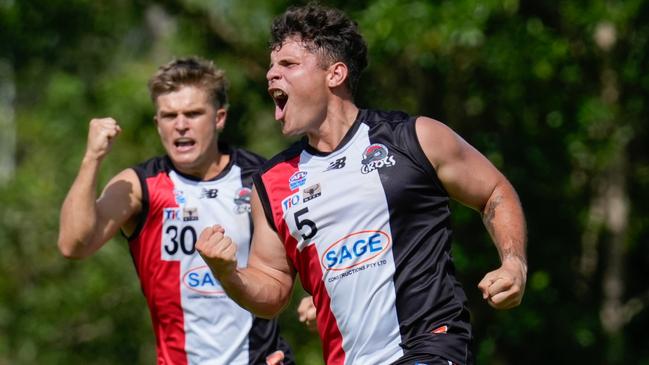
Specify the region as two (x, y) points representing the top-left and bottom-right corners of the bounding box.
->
(255, 110), (473, 365)
(128, 144), (292, 365)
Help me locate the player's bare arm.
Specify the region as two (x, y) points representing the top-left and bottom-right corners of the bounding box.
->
(415, 117), (527, 309)
(197, 187), (296, 318)
(58, 118), (142, 259)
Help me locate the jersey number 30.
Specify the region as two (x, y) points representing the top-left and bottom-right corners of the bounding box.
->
(164, 225), (197, 255)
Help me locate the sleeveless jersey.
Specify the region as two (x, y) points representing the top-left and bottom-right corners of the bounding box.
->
(254, 109), (473, 365)
(129, 144), (292, 365)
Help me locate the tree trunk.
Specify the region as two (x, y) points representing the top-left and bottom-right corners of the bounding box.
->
(0, 59), (16, 186)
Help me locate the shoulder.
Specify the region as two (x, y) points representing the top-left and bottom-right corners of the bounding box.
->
(231, 147), (267, 168)
(108, 167), (141, 187)
(414, 116), (457, 139)
(414, 117), (466, 168)
(131, 155), (172, 178)
(359, 108), (412, 128)
(259, 140), (305, 175)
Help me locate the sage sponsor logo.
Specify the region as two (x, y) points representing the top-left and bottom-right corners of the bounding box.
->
(182, 265), (224, 295)
(320, 230), (391, 271)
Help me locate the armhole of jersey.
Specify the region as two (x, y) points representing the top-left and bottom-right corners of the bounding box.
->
(252, 173), (278, 233)
(406, 116), (449, 195)
(122, 167), (149, 241)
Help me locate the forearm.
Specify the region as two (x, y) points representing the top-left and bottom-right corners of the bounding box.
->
(58, 156), (103, 258)
(481, 179), (527, 269)
(216, 266), (294, 319)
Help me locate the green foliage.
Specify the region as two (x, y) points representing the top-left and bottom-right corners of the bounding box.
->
(1, 0), (648, 364)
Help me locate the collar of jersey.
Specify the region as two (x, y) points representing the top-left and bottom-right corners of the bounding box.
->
(302, 109), (368, 158)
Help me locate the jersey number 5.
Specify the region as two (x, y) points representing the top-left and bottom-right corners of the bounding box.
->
(294, 207), (318, 240)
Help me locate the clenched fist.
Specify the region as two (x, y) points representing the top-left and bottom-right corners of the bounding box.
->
(297, 296), (317, 331)
(477, 257), (527, 310)
(196, 225), (238, 278)
(85, 118), (122, 161)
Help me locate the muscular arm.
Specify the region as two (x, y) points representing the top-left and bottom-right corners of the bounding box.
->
(58, 118), (141, 259)
(197, 187), (296, 318)
(416, 117), (527, 309)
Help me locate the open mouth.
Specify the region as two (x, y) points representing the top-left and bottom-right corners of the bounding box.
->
(174, 138), (195, 149)
(270, 89), (288, 120)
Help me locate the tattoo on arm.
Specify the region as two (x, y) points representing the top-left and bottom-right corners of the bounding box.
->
(482, 195), (502, 237)
(482, 195), (527, 266)
(501, 245), (527, 266)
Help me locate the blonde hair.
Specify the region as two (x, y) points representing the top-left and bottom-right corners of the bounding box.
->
(148, 56), (228, 108)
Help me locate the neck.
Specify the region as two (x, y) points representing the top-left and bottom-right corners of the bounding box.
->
(199, 151), (230, 180)
(306, 100), (359, 153)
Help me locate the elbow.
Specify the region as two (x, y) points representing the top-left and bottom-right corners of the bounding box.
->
(60, 252), (86, 260)
(57, 238), (90, 260)
(245, 291), (292, 319)
(260, 291), (294, 319)
(253, 304), (286, 319)
(255, 312), (277, 320)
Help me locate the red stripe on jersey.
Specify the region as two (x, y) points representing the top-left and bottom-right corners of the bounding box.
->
(299, 244), (345, 365)
(261, 157), (300, 252)
(262, 156), (346, 365)
(130, 173), (187, 365)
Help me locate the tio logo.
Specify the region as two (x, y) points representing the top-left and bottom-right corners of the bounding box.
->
(321, 230), (391, 270)
(282, 193), (301, 212)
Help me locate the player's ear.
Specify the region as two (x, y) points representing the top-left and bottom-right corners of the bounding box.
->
(153, 115), (162, 135)
(215, 107), (227, 132)
(327, 61), (348, 88)
(153, 98), (163, 135)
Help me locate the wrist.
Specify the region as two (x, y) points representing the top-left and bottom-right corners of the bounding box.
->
(82, 152), (104, 164)
(209, 260), (238, 281)
(502, 255), (527, 275)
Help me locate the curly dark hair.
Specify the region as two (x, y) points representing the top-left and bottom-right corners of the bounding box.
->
(148, 56), (228, 109)
(270, 3), (368, 95)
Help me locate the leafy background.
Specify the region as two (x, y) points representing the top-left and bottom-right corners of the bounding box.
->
(1, 0), (648, 364)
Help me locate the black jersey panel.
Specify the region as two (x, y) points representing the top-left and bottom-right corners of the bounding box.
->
(252, 173), (276, 233)
(361, 109), (474, 365)
(232, 147), (267, 246)
(248, 317), (295, 365)
(233, 146), (267, 186)
(127, 155), (173, 241)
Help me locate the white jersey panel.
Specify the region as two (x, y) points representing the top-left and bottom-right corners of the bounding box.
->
(284, 123), (403, 365)
(165, 167), (253, 365)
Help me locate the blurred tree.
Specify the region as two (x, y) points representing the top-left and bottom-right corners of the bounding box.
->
(0, 59), (15, 185)
(0, 0), (648, 364)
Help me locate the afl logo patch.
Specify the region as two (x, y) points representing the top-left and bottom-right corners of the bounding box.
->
(174, 189), (186, 205)
(289, 171), (308, 190)
(234, 187), (252, 214)
(360, 143), (396, 174)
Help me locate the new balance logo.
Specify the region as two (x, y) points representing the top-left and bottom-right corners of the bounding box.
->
(200, 188), (219, 199)
(324, 157), (346, 171)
